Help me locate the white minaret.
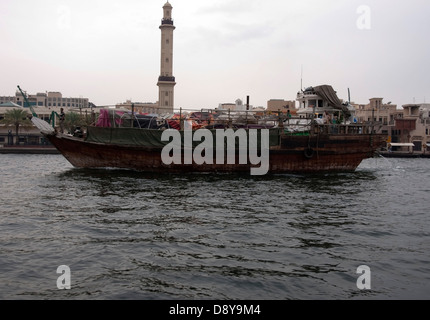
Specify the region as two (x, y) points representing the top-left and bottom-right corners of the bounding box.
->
(157, 1), (176, 114)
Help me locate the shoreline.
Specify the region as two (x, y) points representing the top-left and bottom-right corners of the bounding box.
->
(379, 152), (430, 159)
(0, 146), (60, 154)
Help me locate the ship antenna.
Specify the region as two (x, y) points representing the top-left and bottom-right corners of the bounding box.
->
(301, 65), (303, 91)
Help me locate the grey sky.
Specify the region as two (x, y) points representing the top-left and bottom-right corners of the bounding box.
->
(1, 0), (429, 109)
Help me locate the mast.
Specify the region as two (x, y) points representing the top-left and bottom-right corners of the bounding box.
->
(301, 65), (303, 91)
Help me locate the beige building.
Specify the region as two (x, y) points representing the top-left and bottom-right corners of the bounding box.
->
(391, 104), (430, 152)
(218, 99), (252, 112)
(116, 100), (161, 114)
(1, 90), (92, 146)
(353, 98), (430, 153)
(0, 90), (89, 109)
(0, 104), (55, 146)
(47, 92), (89, 109)
(0, 103), (101, 146)
(354, 98), (398, 127)
(267, 99), (296, 114)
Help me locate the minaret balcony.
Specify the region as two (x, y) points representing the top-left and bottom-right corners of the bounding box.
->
(161, 19), (174, 25)
(158, 76), (176, 82)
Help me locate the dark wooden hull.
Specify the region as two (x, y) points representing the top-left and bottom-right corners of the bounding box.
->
(46, 132), (386, 174)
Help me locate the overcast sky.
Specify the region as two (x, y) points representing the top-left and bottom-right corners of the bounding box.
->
(1, 0), (429, 109)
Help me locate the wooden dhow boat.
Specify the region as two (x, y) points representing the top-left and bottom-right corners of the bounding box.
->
(29, 85), (387, 175)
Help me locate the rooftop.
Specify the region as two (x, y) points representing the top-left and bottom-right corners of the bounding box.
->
(0, 102), (22, 108)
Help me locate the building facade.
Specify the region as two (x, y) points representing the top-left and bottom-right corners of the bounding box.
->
(353, 98), (430, 153)
(0, 94), (96, 147)
(267, 99), (297, 114)
(0, 90), (89, 109)
(354, 98), (398, 127)
(116, 100), (160, 114)
(390, 104), (430, 152)
(218, 99), (251, 112)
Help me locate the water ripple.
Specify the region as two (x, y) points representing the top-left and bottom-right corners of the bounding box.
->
(0, 155), (429, 299)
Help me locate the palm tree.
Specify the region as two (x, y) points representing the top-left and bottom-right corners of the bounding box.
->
(64, 112), (85, 134)
(1, 109), (32, 145)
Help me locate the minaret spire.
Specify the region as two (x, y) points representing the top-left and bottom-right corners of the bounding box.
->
(157, 1), (176, 114)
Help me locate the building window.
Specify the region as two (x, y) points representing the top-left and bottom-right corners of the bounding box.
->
(165, 101), (169, 106)
(166, 39), (169, 44)
(165, 92), (169, 97)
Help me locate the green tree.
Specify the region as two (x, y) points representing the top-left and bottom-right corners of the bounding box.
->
(1, 109), (32, 145)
